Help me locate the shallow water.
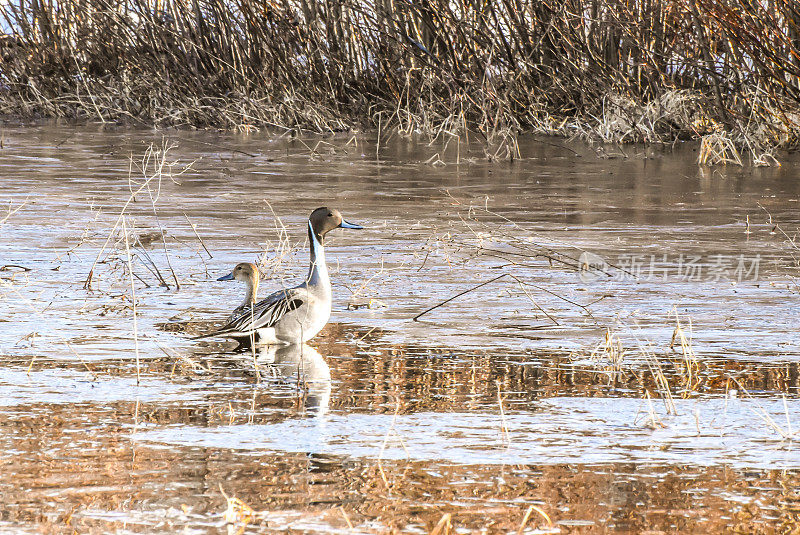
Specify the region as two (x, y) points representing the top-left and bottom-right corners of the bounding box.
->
(1, 123), (799, 533)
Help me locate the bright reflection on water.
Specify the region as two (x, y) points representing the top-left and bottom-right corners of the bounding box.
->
(0, 123), (799, 533)
(138, 397), (800, 469)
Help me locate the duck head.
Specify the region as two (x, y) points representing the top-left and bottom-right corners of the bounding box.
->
(309, 207), (363, 244)
(217, 262), (259, 284)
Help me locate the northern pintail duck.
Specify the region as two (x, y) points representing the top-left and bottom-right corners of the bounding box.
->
(197, 207), (363, 345)
(217, 262), (260, 322)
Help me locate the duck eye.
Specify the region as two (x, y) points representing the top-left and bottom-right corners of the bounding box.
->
(327, 212), (333, 217)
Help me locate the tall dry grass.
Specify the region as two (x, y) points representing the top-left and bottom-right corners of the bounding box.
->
(1, 0), (799, 157)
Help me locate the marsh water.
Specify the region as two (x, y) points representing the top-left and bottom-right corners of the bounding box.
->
(1, 123), (799, 533)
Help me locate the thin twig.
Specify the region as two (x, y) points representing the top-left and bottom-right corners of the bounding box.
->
(183, 211), (213, 259)
(413, 274), (508, 321)
(122, 217), (141, 385)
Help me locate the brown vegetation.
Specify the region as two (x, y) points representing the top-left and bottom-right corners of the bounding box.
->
(1, 1), (799, 159)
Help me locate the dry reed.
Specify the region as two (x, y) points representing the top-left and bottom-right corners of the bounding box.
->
(84, 140), (192, 290)
(1, 0), (799, 159)
(121, 216), (141, 384)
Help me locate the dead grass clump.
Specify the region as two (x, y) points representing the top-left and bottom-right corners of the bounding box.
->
(669, 309), (701, 394)
(571, 313), (710, 417)
(578, 90), (706, 144)
(584, 328), (626, 378)
(3, 1), (800, 160)
(698, 132), (743, 166)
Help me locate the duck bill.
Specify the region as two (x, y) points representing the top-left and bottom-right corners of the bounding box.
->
(217, 272), (235, 281)
(339, 219), (363, 230)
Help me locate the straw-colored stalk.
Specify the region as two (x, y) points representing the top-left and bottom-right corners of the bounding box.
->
(3, 0), (800, 159)
(122, 217), (141, 385)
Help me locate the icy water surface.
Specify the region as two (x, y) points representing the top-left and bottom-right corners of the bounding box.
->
(1, 123), (799, 533)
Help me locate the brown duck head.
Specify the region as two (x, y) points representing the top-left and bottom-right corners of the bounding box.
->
(308, 207), (363, 245)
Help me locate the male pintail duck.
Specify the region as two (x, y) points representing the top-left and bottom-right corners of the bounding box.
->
(197, 207), (363, 344)
(217, 262), (260, 323)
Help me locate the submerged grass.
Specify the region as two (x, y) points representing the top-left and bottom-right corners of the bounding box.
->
(569, 312), (800, 443)
(2, 0), (800, 160)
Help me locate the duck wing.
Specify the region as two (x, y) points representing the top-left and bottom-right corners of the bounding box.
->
(194, 287), (306, 339)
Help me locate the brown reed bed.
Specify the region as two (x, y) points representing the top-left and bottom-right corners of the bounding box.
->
(1, 0), (799, 161)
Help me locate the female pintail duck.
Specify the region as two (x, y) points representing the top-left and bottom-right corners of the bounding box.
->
(217, 262), (260, 322)
(197, 207), (363, 345)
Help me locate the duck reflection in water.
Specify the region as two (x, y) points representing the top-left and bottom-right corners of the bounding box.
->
(255, 343), (331, 415)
